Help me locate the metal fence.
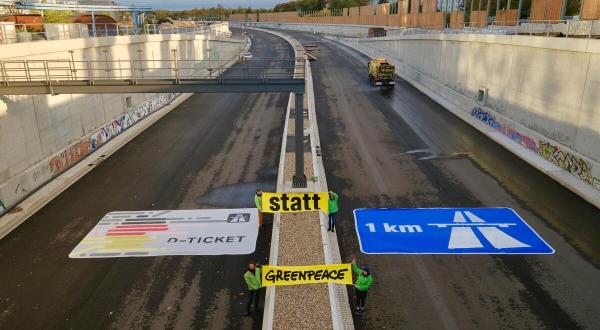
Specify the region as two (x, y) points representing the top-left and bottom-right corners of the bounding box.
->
(0, 57), (304, 85)
(246, 18), (599, 40)
(433, 19), (598, 37)
(0, 22), (233, 44)
(350, 19), (600, 39)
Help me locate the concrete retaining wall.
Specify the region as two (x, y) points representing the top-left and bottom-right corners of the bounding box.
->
(357, 34), (600, 193)
(0, 30), (245, 213)
(243, 22), (372, 37)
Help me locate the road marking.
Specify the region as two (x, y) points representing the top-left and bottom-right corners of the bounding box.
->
(448, 227), (484, 249)
(432, 211), (530, 250)
(403, 148), (431, 154)
(70, 209), (259, 258)
(478, 226), (530, 249)
(354, 208), (554, 254)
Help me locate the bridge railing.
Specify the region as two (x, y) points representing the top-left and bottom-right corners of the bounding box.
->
(246, 18), (599, 39)
(364, 19), (600, 39)
(0, 57), (304, 85)
(0, 22), (233, 45)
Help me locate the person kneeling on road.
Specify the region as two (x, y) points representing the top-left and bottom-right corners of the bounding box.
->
(244, 262), (262, 316)
(351, 258), (373, 315)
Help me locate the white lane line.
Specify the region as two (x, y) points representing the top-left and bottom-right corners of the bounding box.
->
(477, 226), (530, 249)
(448, 227), (484, 249)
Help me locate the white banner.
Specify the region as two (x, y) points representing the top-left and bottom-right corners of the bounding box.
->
(69, 208), (259, 258)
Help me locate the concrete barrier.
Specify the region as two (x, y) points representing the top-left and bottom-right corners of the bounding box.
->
(251, 27), (354, 330)
(246, 22), (373, 37)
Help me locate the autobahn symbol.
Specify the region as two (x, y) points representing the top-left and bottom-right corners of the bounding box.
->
(354, 208), (555, 254)
(430, 211), (530, 250)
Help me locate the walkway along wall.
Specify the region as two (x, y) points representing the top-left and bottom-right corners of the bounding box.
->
(0, 30), (245, 213)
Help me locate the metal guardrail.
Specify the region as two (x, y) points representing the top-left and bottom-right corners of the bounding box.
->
(371, 19), (600, 39)
(0, 57), (301, 82)
(244, 19), (599, 39)
(0, 23), (234, 45)
(0, 57), (306, 94)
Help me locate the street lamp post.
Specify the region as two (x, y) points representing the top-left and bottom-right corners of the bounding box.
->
(207, 48), (212, 78)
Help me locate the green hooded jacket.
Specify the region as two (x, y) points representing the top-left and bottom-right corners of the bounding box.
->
(352, 263), (373, 292)
(244, 267), (262, 290)
(255, 193), (262, 211)
(328, 192), (339, 214)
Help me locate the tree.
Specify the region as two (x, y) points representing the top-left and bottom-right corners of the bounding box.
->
(153, 10), (170, 20)
(296, 0), (327, 11)
(43, 10), (72, 23)
(150, 6), (275, 21)
(329, 0), (369, 10)
(274, 1), (298, 12)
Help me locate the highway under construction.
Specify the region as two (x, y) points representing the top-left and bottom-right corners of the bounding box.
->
(0, 19), (599, 330)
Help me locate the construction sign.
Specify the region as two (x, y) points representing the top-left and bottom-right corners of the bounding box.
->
(261, 264), (352, 286)
(261, 192), (329, 213)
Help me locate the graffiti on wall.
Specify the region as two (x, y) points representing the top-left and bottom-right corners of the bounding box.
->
(31, 162), (51, 186)
(472, 107), (500, 129)
(471, 107), (539, 153)
(49, 93), (176, 177)
(49, 141), (92, 176)
(497, 124), (539, 154)
(472, 107), (600, 191)
(539, 142), (600, 189)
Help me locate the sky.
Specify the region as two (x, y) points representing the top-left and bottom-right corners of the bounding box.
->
(118, 0), (282, 10)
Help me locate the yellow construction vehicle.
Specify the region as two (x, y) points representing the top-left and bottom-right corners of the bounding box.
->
(368, 58), (395, 87)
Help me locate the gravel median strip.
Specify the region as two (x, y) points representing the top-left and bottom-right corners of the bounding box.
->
(273, 97), (333, 329)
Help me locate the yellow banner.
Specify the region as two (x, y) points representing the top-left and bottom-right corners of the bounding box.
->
(261, 192), (329, 213)
(261, 264), (352, 287)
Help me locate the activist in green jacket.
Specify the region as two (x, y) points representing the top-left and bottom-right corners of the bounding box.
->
(351, 259), (373, 315)
(244, 263), (262, 316)
(327, 191), (339, 232)
(255, 189), (264, 227)
(254, 189), (263, 211)
(244, 264), (262, 290)
(328, 191), (339, 214)
(352, 262), (373, 291)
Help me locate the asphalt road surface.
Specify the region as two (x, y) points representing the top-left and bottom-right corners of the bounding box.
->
(287, 31), (600, 329)
(0, 29), (291, 330)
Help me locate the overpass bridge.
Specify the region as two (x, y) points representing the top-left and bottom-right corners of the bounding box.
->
(0, 57), (306, 94)
(0, 52), (309, 186)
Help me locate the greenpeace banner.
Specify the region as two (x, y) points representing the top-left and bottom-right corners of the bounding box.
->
(261, 192), (329, 213)
(261, 264), (353, 286)
(69, 209), (259, 258)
